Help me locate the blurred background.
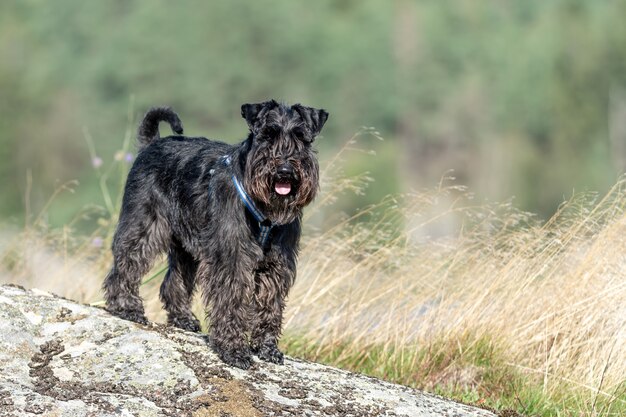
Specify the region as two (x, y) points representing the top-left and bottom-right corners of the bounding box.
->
(1, 0), (625, 226)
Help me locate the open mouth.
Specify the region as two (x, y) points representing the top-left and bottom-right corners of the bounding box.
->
(274, 182), (292, 195)
(273, 175), (298, 197)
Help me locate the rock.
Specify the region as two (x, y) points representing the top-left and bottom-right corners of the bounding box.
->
(0, 285), (496, 417)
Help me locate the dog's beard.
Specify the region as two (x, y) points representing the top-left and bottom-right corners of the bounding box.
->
(244, 160), (318, 226)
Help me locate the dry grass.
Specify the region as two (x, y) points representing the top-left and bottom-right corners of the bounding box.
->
(287, 178), (626, 415)
(1, 130), (624, 415)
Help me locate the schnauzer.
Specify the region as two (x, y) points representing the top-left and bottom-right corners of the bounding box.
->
(103, 100), (328, 369)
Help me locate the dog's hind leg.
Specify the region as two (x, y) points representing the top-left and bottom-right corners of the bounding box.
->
(160, 239), (201, 332)
(103, 208), (170, 324)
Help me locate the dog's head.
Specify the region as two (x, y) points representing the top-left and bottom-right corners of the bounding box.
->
(240, 100), (328, 224)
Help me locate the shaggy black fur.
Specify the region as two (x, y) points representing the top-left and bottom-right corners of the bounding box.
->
(103, 100), (328, 369)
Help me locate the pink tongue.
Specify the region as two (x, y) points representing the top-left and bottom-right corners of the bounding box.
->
(275, 182), (291, 195)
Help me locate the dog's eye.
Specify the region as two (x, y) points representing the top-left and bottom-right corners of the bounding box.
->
(262, 125), (281, 139)
(292, 128), (308, 142)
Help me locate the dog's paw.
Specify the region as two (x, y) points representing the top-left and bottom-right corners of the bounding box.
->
(254, 343), (284, 365)
(218, 348), (254, 370)
(113, 309), (148, 325)
(168, 314), (201, 332)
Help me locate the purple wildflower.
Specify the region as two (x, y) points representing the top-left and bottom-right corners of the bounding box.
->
(91, 156), (103, 169)
(91, 237), (103, 248)
(124, 152), (134, 163)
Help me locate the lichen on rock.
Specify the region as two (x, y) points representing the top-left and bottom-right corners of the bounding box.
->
(0, 285), (496, 416)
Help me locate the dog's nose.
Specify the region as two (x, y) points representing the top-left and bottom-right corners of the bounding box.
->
(277, 163), (294, 176)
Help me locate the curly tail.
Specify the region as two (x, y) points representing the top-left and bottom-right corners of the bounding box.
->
(137, 106), (184, 149)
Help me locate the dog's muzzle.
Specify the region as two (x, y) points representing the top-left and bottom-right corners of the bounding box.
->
(274, 163), (297, 196)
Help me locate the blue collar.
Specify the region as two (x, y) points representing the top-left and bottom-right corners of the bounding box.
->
(222, 156), (274, 247)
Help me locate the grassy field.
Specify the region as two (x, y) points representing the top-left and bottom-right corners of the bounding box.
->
(1, 131), (624, 416)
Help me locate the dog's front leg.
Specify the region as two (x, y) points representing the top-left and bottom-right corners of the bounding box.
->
(199, 244), (260, 370)
(250, 244), (297, 365)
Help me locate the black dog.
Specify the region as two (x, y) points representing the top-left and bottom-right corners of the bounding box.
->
(103, 100), (328, 369)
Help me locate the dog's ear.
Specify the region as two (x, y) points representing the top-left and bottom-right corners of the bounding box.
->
(241, 100), (278, 130)
(293, 104), (329, 138)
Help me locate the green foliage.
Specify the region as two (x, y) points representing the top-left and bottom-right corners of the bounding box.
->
(1, 1), (625, 222)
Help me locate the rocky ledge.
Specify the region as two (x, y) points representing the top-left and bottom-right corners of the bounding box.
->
(0, 285), (496, 417)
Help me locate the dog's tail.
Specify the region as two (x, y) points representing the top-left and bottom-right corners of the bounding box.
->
(137, 106), (184, 149)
